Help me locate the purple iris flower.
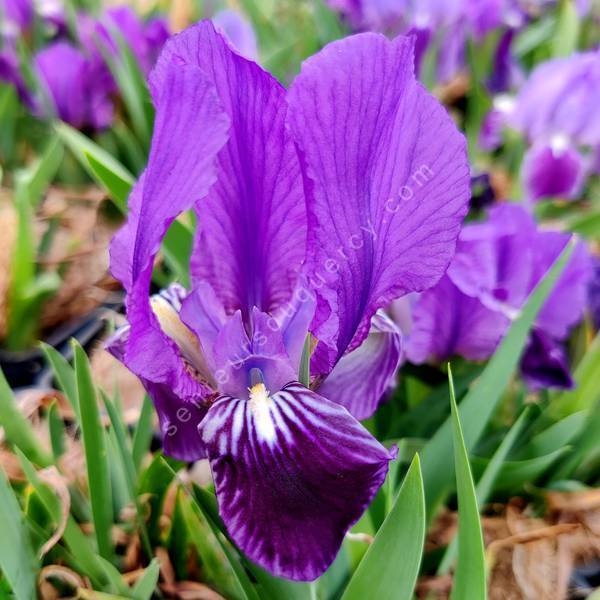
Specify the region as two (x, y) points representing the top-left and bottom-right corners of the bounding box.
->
(33, 41), (113, 129)
(107, 22), (470, 580)
(406, 205), (591, 389)
(507, 50), (600, 201)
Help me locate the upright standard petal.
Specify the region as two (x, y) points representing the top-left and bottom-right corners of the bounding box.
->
(199, 382), (395, 580)
(317, 311), (402, 420)
(287, 33), (470, 371)
(152, 22), (306, 318)
(109, 58), (229, 402)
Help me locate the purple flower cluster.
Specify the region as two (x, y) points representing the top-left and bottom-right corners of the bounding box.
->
(404, 204), (592, 389)
(107, 21), (471, 580)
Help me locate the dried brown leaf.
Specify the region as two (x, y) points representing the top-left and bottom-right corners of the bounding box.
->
(38, 466), (71, 558)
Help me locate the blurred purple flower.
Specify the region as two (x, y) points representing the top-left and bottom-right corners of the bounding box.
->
(522, 139), (586, 202)
(107, 22), (470, 580)
(406, 205), (592, 389)
(79, 6), (170, 77)
(509, 51), (600, 146)
(1, 0), (34, 33)
(507, 50), (600, 201)
(34, 41), (113, 129)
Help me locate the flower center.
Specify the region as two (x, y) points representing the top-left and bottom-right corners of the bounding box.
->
(248, 382), (276, 443)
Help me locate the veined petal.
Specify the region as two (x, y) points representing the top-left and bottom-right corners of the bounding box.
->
(199, 382), (395, 580)
(109, 57), (229, 401)
(152, 22), (306, 318)
(317, 311), (402, 420)
(212, 9), (258, 60)
(287, 33), (470, 372)
(106, 325), (210, 461)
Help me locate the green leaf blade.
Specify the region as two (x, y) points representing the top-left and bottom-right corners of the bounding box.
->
(341, 455), (425, 600)
(448, 367), (487, 600)
(0, 466), (38, 600)
(73, 341), (114, 562)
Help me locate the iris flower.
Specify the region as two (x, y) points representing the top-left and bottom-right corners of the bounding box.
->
(406, 205), (591, 389)
(108, 21), (470, 580)
(34, 42), (114, 129)
(501, 50), (600, 201)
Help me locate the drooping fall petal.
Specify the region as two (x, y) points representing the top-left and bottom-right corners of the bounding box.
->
(199, 382), (395, 580)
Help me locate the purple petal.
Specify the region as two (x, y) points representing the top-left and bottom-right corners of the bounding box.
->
(435, 22), (466, 84)
(268, 281), (316, 371)
(466, 0), (504, 40)
(144, 17), (170, 64)
(179, 280), (228, 372)
(317, 312), (402, 420)
(479, 108), (505, 152)
(152, 22), (306, 319)
(448, 204), (537, 313)
(2, 0), (33, 31)
(522, 140), (585, 202)
(210, 309), (297, 398)
(103, 6), (153, 72)
(520, 330), (574, 391)
(147, 381), (210, 461)
(199, 382), (395, 580)
(487, 29), (520, 94)
(407, 274), (510, 363)
(448, 204), (592, 341)
(287, 33), (470, 373)
(0, 46), (33, 107)
(509, 51), (600, 146)
(34, 42), (114, 129)
(406, 26), (432, 76)
(589, 257), (600, 331)
(212, 9), (258, 60)
(532, 232), (592, 340)
(106, 325), (209, 461)
(109, 57), (229, 402)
